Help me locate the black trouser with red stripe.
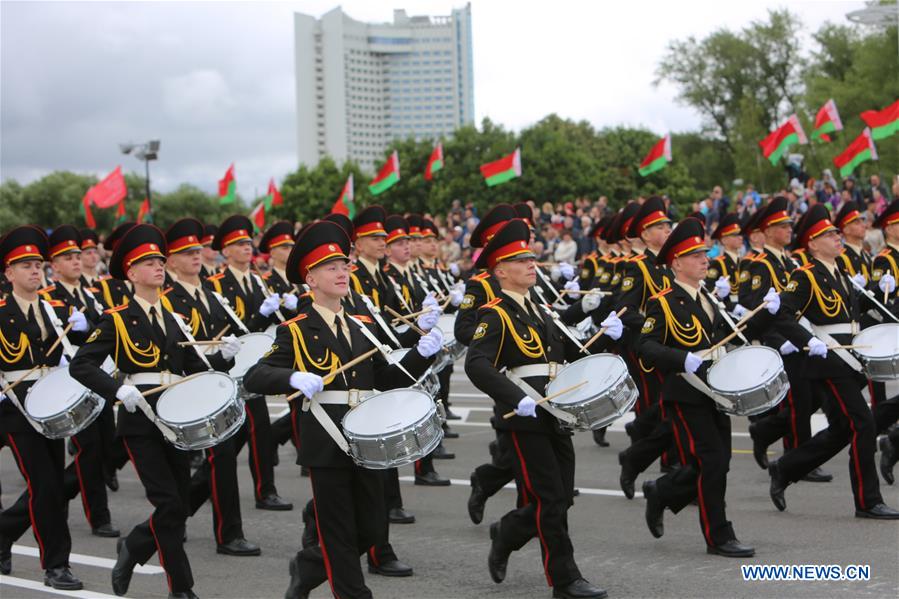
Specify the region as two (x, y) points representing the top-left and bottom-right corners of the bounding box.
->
(749, 355), (816, 451)
(873, 396), (899, 437)
(63, 418), (111, 528)
(296, 466), (383, 599)
(496, 430), (581, 589)
(232, 395), (277, 501)
(188, 436), (245, 545)
(654, 402), (735, 547)
(122, 434), (193, 594)
(366, 469), (399, 569)
(777, 377), (883, 511)
(414, 364), (453, 476)
(473, 430), (521, 504)
(0, 431), (71, 570)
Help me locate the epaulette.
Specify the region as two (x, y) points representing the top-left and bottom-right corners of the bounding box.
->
(279, 313), (308, 326)
(159, 286), (174, 297)
(44, 299), (65, 308)
(349, 314), (373, 324)
(480, 297), (502, 310)
(0, 299), (6, 308)
(99, 274), (113, 281)
(797, 262), (815, 272)
(299, 291), (313, 299)
(381, 263), (391, 272)
(472, 271), (491, 281)
(85, 286), (100, 293)
(628, 254), (647, 262)
(104, 304), (128, 314)
(207, 273), (225, 281)
(349, 263), (359, 272)
(38, 284), (56, 294)
(877, 248), (891, 257)
(751, 252), (768, 262)
(261, 272), (272, 280)
(649, 287), (673, 301)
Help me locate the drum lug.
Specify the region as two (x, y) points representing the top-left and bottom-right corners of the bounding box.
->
(348, 389), (361, 408)
(548, 362), (559, 380)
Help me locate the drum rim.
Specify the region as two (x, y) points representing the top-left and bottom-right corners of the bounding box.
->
(156, 372), (239, 424)
(706, 345), (784, 393)
(24, 369), (96, 419)
(342, 388), (438, 439)
(545, 352), (629, 402)
(853, 323), (899, 359)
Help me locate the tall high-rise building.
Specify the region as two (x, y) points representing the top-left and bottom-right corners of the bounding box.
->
(294, 5), (474, 171)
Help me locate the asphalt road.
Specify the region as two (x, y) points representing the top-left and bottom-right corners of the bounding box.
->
(2, 366), (898, 599)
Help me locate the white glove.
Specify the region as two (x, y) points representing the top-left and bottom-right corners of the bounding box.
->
(714, 276), (731, 299)
(289, 371), (324, 398)
(779, 340), (799, 355)
(422, 292), (440, 311)
(449, 288), (464, 307)
(68, 310), (89, 332)
(807, 337), (828, 358)
(416, 327), (444, 358)
(259, 293), (281, 317)
(732, 304), (749, 318)
(449, 263), (460, 277)
(684, 352), (703, 373)
(515, 396), (538, 418)
(282, 293), (299, 311)
(850, 273), (867, 290)
(219, 334), (242, 361)
(879, 272), (896, 294)
(550, 265), (562, 282)
(582, 290), (602, 312)
(417, 308), (440, 331)
(763, 288), (780, 314)
(563, 280), (580, 299)
(601, 312), (623, 340)
(58, 353), (69, 367)
(0, 391), (5, 404)
(559, 262), (575, 281)
(116, 384), (143, 413)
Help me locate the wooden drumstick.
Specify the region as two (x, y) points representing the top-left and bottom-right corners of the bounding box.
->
(0, 307), (87, 396)
(802, 344), (871, 351)
(562, 290), (613, 296)
(114, 372), (203, 406)
(285, 347), (379, 402)
(581, 307), (628, 351)
(502, 381), (588, 420)
(211, 324), (231, 341)
(384, 306), (426, 336)
(390, 306), (436, 323)
(733, 301), (769, 328)
(700, 325), (747, 359)
(177, 340), (226, 346)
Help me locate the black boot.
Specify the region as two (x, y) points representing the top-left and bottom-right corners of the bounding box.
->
(285, 555), (310, 599)
(487, 521), (510, 583)
(879, 436), (897, 485)
(388, 507), (416, 524)
(800, 466), (833, 483)
(0, 533), (11, 575)
(368, 558), (413, 577)
(256, 494), (293, 511)
(92, 522), (121, 538)
(748, 423), (769, 469)
(592, 427), (610, 447)
(768, 461), (788, 512)
(112, 538), (137, 596)
(618, 452), (636, 500)
(468, 472), (487, 524)
(552, 578), (608, 598)
(217, 537), (261, 556)
(706, 539), (755, 557)
(415, 471), (450, 486)
(642, 480), (664, 538)
(44, 567), (83, 591)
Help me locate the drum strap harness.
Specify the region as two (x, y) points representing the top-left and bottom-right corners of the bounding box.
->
(680, 371), (737, 410)
(808, 322), (863, 372)
(358, 293), (402, 347)
(346, 314), (418, 384)
(538, 303), (590, 354)
(210, 291), (252, 334)
(0, 371), (51, 434)
(503, 367), (578, 425)
(41, 300), (76, 358)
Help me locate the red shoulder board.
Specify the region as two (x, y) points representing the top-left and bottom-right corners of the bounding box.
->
(752, 252), (768, 262)
(0, 299), (6, 308)
(159, 286), (174, 297)
(480, 297), (502, 310)
(85, 286), (100, 293)
(99, 274), (113, 281)
(280, 313), (308, 326)
(349, 263), (359, 272)
(628, 254), (647, 262)
(299, 291), (313, 299)
(38, 285), (56, 294)
(877, 248), (891, 257)
(104, 304), (128, 314)
(650, 287), (673, 301)
(381, 263), (391, 272)
(472, 271), (491, 281)
(261, 272), (272, 280)
(797, 262), (815, 272)
(349, 314), (373, 324)
(206, 273), (225, 282)
(45, 299), (65, 307)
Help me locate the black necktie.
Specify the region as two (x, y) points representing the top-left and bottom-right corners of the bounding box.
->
(335, 316), (353, 358)
(26, 304), (42, 340)
(71, 287), (84, 309)
(149, 306), (166, 349)
(242, 276), (251, 296)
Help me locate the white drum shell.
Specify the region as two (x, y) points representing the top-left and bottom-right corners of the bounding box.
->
(707, 346), (788, 416)
(853, 323), (899, 381)
(546, 353), (638, 431)
(156, 372), (244, 450)
(24, 367), (105, 439)
(229, 332), (275, 399)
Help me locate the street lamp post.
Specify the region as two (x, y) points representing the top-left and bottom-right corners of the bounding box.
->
(119, 140), (160, 210)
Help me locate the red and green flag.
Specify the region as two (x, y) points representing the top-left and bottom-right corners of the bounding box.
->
(369, 151), (400, 195)
(137, 198), (152, 224)
(833, 128), (878, 178)
(860, 99), (899, 141)
(114, 199), (127, 227)
(811, 99), (843, 143)
(480, 147), (521, 187)
(425, 142), (444, 181)
(85, 166), (128, 209)
(638, 134), (672, 176)
(331, 174), (356, 218)
(267, 178), (283, 207)
(759, 115), (807, 165)
(80, 194), (96, 228)
(249, 201), (266, 232)
(218, 163), (236, 205)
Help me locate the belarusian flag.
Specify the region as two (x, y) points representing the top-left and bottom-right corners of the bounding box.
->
(249, 200), (266, 232)
(480, 148), (521, 187)
(759, 115), (807, 165)
(80, 194), (96, 228)
(811, 99), (843, 143)
(425, 142), (443, 181)
(638, 134), (672, 176)
(860, 99), (899, 141)
(137, 198), (152, 224)
(114, 199), (127, 227)
(218, 163), (236, 205)
(331, 174), (355, 218)
(833, 128), (878, 178)
(267, 178), (283, 206)
(369, 151), (400, 195)
(86, 166), (128, 208)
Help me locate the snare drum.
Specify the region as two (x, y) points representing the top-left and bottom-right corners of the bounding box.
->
(391, 348), (440, 397)
(229, 332), (275, 399)
(155, 371), (243, 450)
(24, 367), (105, 439)
(434, 314), (466, 371)
(853, 323), (899, 381)
(706, 346), (788, 416)
(545, 354), (638, 431)
(342, 389), (443, 469)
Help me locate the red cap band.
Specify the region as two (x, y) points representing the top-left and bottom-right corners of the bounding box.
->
(838, 210), (860, 229)
(200, 234), (214, 246)
(5, 244), (43, 265)
(386, 228), (408, 244)
(480, 220), (508, 245)
(49, 239), (80, 258)
(408, 226), (422, 238)
(761, 210), (790, 230)
(637, 211), (670, 235)
(168, 235), (202, 255)
(717, 223), (741, 237)
(81, 239), (97, 250)
(800, 219), (837, 247)
(222, 229), (251, 247)
(267, 234), (294, 249)
(487, 240), (533, 269)
(665, 236), (706, 264)
(354, 221), (386, 239)
(298, 242), (347, 280)
(123, 243), (164, 271)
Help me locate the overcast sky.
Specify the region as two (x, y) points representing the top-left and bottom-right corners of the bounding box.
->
(0, 0), (865, 199)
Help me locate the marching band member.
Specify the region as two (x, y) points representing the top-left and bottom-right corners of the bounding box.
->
(466, 218), (620, 599)
(206, 215), (292, 511)
(705, 213), (742, 308)
(0, 225), (84, 589)
(95, 222), (136, 309)
(199, 224), (219, 280)
(243, 220), (442, 599)
(757, 204), (899, 519)
(639, 217), (756, 557)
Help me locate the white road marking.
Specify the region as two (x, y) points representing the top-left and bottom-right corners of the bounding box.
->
(398, 475), (641, 498)
(0, 574), (125, 598)
(11, 545), (163, 574)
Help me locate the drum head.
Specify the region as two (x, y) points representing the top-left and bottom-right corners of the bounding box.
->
(157, 372), (237, 423)
(25, 367), (87, 418)
(707, 346), (782, 392)
(229, 332), (275, 378)
(438, 315), (456, 343)
(853, 323), (899, 358)
(548, 354), (626, 405)
(343, 389), (432, 436)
